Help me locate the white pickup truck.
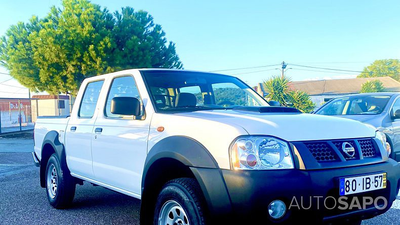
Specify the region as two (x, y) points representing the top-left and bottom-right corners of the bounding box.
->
(33, 69), (400, 225)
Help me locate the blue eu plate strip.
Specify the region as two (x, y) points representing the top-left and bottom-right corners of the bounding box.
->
(339, 178), (345, 196)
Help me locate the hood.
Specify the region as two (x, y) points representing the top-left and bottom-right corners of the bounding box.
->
(175, 110), (376, 142)
(334, 115), (376, 123)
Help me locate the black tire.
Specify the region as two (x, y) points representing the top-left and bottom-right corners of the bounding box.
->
(330, 219), (362, 225)
(45, 154), (76, 208)
(153, 178), (206, 225)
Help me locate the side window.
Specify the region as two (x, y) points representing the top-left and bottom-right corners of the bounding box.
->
(79, 80), (104, 118)
(318, 99), (347, 115)
(58, 100), (65, 109)
(105, 76), (142, 118)
(392, 97), (400, 115)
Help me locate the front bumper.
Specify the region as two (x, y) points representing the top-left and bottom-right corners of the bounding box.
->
(192, 160), (400, 224)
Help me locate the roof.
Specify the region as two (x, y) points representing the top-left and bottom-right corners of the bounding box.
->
(31, 95), (70, 100)
(287, 77), (400, 95)
(82, 69), (234, 84)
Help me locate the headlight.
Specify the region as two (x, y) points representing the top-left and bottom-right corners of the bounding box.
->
(231, 136), (294, 170)
(375, 131), (391, 157)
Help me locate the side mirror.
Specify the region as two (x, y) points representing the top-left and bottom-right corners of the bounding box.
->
(111, 97), (141, 116)
(393, 109), (400, 119)
(269, 101), (281, 106)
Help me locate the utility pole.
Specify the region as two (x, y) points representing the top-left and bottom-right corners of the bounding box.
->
(281, 61), (288, 78)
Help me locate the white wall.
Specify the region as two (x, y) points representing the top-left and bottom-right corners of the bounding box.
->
(31, 99), (70, 119)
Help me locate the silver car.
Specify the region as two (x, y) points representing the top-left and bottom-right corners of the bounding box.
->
(314, 92), (400, 162)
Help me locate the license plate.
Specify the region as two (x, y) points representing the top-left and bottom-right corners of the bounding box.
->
(339, 173), (386, 196)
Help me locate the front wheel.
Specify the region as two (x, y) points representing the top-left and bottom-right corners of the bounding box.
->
(330, 219), (362, 225)
(154, 178), (206, 225)
(45, 154), (76, 208)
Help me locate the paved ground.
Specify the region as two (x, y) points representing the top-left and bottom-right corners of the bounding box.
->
(0, 131), (399, 224)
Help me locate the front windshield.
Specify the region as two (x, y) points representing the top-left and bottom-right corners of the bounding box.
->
(316, 95), (391, 115)
(141, 70), (269, 112)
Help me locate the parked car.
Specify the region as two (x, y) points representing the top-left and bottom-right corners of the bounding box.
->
(33, 70), (400, 224)
(314, 92), (400, 162)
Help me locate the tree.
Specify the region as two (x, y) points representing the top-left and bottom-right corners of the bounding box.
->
(360, 80), (385, 93)
(358, 59), (400, 81)
(263, 76), (315, 113)
(287, 90), (315, 113)
(0, 0), (182, 95)
(263, 76), (290, 106)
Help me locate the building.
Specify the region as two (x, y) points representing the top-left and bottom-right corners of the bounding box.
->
(0, 98), (33, 131)
(31, 95), (71, 122)
(289, 77), (400, 107)
(256, 77), (400, 107)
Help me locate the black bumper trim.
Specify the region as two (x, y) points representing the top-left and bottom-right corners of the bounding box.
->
(32, 152), (40, 167)
(217, 160), (399, 224)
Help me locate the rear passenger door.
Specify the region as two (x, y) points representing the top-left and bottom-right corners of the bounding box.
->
(66, 80), (104, 179)
(91, 75), (150, 196)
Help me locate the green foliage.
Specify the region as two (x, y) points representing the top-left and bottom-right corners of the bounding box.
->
(358, 59), (400, 81)
(263, 76), (290, 106)
(214, 88), (246, 105)
(0, 0), (182, 95)
(287, 90), (315, 113)
(263, 76), (315, 113)
(360, 80), (385, 93)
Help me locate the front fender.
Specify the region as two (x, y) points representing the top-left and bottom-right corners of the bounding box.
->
(144, 135), (219, 171)
(142, 136), (233, 220)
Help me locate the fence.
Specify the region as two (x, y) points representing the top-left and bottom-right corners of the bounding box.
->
(0, 98), (34, 134)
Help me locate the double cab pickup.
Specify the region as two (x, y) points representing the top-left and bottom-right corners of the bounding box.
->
(33, 69), (400, 224)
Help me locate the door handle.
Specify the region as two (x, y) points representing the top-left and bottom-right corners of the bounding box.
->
(70, 126), (77, 131)
(95, 128), (103, 134)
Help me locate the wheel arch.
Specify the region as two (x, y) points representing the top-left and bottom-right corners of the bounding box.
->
(40, 131), (68, 188)
(140, 136), (232, 224)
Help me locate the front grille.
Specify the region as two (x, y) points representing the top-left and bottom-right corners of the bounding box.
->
(332, 140), (357, 160)
(358, 139), (376, 158)
(301, 138), (379, 163)
(305, 142), (337, 162)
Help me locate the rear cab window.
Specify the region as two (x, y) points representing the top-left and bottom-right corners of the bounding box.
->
(78, 80), (104, 118)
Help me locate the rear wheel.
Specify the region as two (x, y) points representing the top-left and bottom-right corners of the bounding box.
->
(45, 154), (76, 208)
(154, 178), (206, 225)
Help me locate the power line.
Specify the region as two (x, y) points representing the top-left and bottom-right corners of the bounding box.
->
(233, 69), (277, 75)
(292, 68), (360, 75)
(0, 83), (27, 89)
(210, 64), (280, 73)
(0, 72), (12, 76)
(0, 89), (27, 94)
(0, 78), (14, 84)
(292, 61), (370, 65)
(210, 62), (364, 74)
(290, 63), (363, 73)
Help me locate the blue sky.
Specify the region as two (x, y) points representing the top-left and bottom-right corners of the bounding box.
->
(1, 0), (400, 97)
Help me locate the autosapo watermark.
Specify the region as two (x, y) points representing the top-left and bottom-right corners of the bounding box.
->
(289, 196), (388, 211)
